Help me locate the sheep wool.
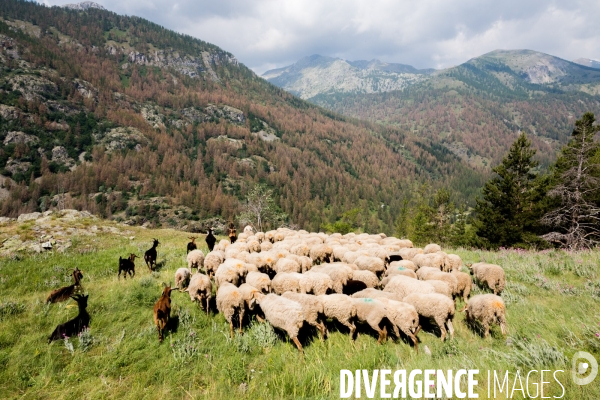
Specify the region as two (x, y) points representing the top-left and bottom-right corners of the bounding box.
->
(452, 270), (473, 302)
(174, 268), (191, 290)
(281, 292), (327, 339)
(403, 292), (455, 341)
(463, 294), (507, 338)
(350, 270), (380, 289)
(383, 275), (435, 300)
(187, 273), (212, 313)
(216, 282), (246, 336)
(271, 272), (303, 295)
(186, 249), (205, 272)
(317, 294), (357, 337)
(257, 293), (305, 352)
(351, 297), (389, 343)
(469, 262), (506, 295)
(245, 271), (271, 293)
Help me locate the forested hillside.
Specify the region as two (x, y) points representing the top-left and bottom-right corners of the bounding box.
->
(0, 0), (480, 233)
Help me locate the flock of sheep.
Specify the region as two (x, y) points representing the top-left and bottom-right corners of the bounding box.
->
(170, 227), (508, 353)
(43, 226), (509, 353)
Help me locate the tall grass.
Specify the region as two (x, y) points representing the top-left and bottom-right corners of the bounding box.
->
(0, 220), (599, 399)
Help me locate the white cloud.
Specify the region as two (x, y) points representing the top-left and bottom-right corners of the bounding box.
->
(42, 0), (600, 74)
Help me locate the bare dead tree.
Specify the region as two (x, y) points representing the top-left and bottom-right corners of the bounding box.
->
(541, 112), (600, 249)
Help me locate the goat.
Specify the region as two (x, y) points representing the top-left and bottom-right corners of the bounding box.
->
(186, 237), (197, 254)
(205, 228), (216, 252)
(227, 223), (237, 244)
(144, 238), (160, 271)
(118, 254), (138, 280)
(48, 294), (90, 343)
(153, 285), (173, 342)
(46, 268), (84, 304)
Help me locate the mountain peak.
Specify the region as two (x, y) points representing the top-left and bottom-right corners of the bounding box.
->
(62, 1), (106, 11)
(573, 58), (600, 69)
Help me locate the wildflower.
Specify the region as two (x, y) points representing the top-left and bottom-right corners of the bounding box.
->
(595, 333), (600, 338)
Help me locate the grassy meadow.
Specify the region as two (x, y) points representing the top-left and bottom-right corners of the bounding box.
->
(0, 214), (599, 399)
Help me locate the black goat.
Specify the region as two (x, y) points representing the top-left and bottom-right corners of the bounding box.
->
(48, 294), (90, 343)
(118, 253), (139, 279)
(205, 228), (216, 252)
(144, 239), (160, 271)
(186, 237), (197, 254)
(46, 268), (84, 304)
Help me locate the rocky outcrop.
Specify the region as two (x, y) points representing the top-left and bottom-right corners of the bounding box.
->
(51, 146), (76, 170)
(3, 131), (38, 146)
(97, 127), (150, 153)
(63, 2), (106, 11)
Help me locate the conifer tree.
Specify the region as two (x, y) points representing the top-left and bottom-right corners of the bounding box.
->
(473, 132), (540, 248)
(541, 112), (600, 249)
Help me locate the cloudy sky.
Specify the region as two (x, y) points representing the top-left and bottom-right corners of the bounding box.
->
(45, 0), (600, 74)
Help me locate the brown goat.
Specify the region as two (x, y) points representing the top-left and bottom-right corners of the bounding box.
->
(144, 238), (160, 271)
(118, 254), (138, 280)
(48, 294), (90, 343)
(186, 237), (197, 254)
(46, 268), (84, 304)
(228, 223), (237, 244)
(153, 285), (173, 342)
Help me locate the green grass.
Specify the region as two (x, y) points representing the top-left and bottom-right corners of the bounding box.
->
(1, 218), (599, 399)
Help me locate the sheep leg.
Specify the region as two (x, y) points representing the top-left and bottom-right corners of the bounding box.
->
(238, 309), (245, 334)
(376, 325), (387, 344)
(229, 321), (234, 339)
(435, 317), (447, 341)
(407, 331), (419, 353)
(483, 322), (490, 339)
(447, 319), (455, 340)
(205, 296), (210, 315)
(292, 337), (303, 353)
(414, 325), (422, 336)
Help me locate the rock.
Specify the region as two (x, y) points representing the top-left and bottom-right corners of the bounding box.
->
(51, 146), (76, 169)
(3, 131), (39, 146)
(423, 345), (432, 356)
(18, 212), (41, 222)
(5, 158), (32, 175)
(0, 217), (14, 225)
(41, 241), (53, 250)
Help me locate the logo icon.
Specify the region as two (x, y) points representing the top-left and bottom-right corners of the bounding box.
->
(572, 351), (598, 386)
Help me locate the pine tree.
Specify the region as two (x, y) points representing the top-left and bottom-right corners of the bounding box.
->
(473, 132), (540, 248)
(541, 112), (600, 249)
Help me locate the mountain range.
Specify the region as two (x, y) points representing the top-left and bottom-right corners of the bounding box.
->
(264, 50), (600, 169)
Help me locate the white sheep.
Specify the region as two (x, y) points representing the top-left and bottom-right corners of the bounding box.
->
(416, 267), (459, 296)
(300, 271), (333, 295)
(204, 250), (224, 278)
(397, 247), (423, 260)
(256, 293), (305, 352)
(274, 257), (301, 274)
(271, 272), (302, 294)
(452, 269), (473, 302)
(446, 254), (463, 272)
(174, 268), (191, 291)
(461, 294), (507, 338)
(214, 259), (251, 287)
(317, 294), (357, 337)
(403, 292), (455, 341)
(353, 256), (385, 275)
(423, 243), (442, 254)
(186, 273), (212, 314)
(351, 297), (390, 344)
(282, 292), (328, 339)
(468, 262), (506, 295)
(350, 270), (379, 289)
(310, 263), (354, 294)
(387, 260), (417, 272)
(383, 275), (435, 299)
(351, 288), (402, 302)
(375, 297), (420, 352)
(186, 249), (205, 272)
(309, 244), (333, 264)
(216, 282), (246, 337)
(245, 271), (271, 293)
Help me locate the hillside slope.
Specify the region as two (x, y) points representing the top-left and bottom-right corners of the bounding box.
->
(267, 50), (600, 169)
(0, 0), (479, 233)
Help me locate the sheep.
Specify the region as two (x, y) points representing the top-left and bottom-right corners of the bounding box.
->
(271, 272), (302, 295)
(246, 239), (261, 253)
(452, 269), (473, 302)
(300, 271), (333, 295)
(282, 292), (328, 339)
(215, 239), (230, 252)
(403, 293), (455, 341)
(144, 238), (160, 271)
(353, 256), (385, 275)
(256, 293), (305, 353)
(260, 240), (273, 252)
(290, 242), (310, 257)
(412, 252), (447, 270)
(309, 244), (333, 264)
(317, 294), (357, 337)
(352, 288), (401, 301)
(416, 267), (459, 296)
(118, 254), (138, 280)
(228, 223), (237, 244)
(447, 254), (463, 272)
(243, 225), (255, 234)
(310, 263), (354, 294)
(426, 280), (453, 298)
(468, 262), (506, 295)
(238, 283), (263, 321)
(255, 232), (265, 243)
(287, 254), (313, 273)
(186, 237), (197, 254)
(214, 259), (251, 288)
(153, 285), (173, 342)
(186, 273), (212, 314)
(174, 268), (192, 291)
(245, 271), (271, 293)
(205, 228), (217, 252)
(48, 294), (90, 343)
(274, 257), (301, 274)
(46, 268), (84, 304)
(342, 280), (368, 295)
(203, 250), (224, 278)
(351, 297), (389, 344)
(374, 297), (420, 352)
(462, 294), (507, 338)
(350, 270), (379, 289)
(384, 264), (418, 279)
(382, 275), (436, 299)
(379, 271), (417, 288)
(388, 260), (417, 272)
(423, 243), (442, 254)
(216, 282), (246, 337)
(397, 248), (423, 261)
(186, 249), (205, 272)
